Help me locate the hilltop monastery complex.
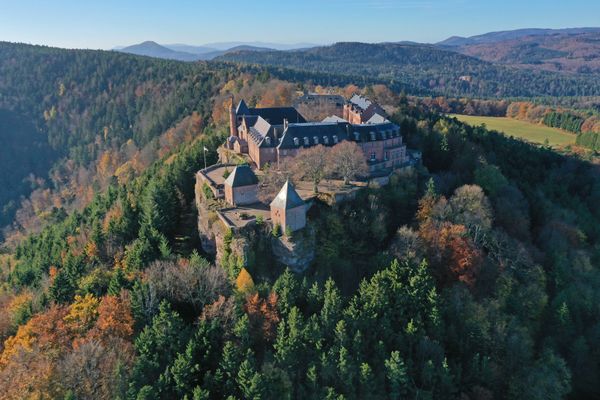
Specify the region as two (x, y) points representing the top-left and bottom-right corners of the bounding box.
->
(225, 94), (409, 171)
(198, 93), (417, 238)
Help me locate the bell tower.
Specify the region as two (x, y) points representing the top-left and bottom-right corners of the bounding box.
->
(229, 95), (238, 137)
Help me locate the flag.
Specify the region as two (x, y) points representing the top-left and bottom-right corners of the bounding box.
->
(203, 146), (209, 152)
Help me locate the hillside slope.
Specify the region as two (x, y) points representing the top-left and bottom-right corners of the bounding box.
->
(218, 42), (600, 98)
(0, 41), (228, 237)
(2, 99), (600, 398)
(448, 31), (600, 74)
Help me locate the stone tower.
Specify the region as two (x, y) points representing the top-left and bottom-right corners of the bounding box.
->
(229, 95), (238, 137)
(224, 165), (259, 206)
(270, 180), (306, 233)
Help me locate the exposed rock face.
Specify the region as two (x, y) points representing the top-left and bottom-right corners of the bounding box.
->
(196, 173), (315, 273)
(195, 177), (222, 256)
(271, 226), (316, 273)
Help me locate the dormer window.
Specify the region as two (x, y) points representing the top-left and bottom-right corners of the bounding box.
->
(265, 137), (271, 146)
(304, 137), (309, 146)
(323, 136), (329, 145)
(313, 136), (319, 144)
(333, 135), (338, 144)
(293, 137), (299, 146)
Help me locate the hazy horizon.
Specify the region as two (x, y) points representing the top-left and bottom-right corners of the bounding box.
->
(1, 0), (599, 50)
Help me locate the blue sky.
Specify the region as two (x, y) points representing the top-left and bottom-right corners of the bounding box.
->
(1, 0), (599, 49)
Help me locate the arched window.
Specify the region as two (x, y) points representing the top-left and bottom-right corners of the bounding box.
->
(333, 135), (339, 144)
(303, 137), (309, 146)
(323, 136), (329, 145)
(354, 132), (360, 141)
(313, 136), (319, 144)
(370, 131), (376, 141)
(293, 137), (299, 146)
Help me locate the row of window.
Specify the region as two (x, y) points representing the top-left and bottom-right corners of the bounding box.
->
(288, 130), (400, 147)
(293, 135), (341, 147)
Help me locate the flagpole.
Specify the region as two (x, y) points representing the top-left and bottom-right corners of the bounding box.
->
(203, 146), (207, 170)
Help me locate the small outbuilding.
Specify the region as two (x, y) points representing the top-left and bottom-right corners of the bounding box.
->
(270, 180), (306, 232)
(224, 165), (259, 206)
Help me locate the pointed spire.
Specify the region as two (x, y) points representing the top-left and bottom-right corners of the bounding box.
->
(224, 165), (258, 188)
(236, 99), (250, 116)
(270, 180), (304, 209)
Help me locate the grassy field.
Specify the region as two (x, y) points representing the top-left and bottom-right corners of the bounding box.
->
(448, 114), (576, 148)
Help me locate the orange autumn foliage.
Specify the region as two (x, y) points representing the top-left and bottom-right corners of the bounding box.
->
(438, 223), (483, 287)
(244, 292), (280, 343)
(0, 305), (70, 369)
(419, 218), (482, 288)
(87, 293), (134, 343)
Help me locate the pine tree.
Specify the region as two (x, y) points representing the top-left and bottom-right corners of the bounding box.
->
(237, 358), (265, 400)
(128, 300), (188, 397)
(107, 267), (129, 296)
(385, 351), (409, 399)
(49, 269), (75, 304)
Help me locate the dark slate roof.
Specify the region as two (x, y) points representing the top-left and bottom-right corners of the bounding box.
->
(236, 100), (250, 115)
(350, 121), (400, 142)
(278, 122), (349, 150)
(247, 107), (306, 125)
(224, 165), (258, 188)
(239, 115), (258, 130)
(270, 180), (305, 210)
(277, 121), (400, 149)
(295, 93), (345, 104)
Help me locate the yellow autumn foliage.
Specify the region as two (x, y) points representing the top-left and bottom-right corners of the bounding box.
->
(63, 294), (99, 334)
(236, 268), (255, 293)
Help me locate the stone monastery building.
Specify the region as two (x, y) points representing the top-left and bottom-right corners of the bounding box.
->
(221, 165), (307, 232)
(225, 94), (408, 172)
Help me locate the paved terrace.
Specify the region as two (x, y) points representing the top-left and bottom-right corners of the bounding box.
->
(215, 179), (368, 230)
(196, 164), (237, 199)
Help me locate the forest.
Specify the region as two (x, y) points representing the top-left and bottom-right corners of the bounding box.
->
(219, 42), (600, 98)
(0, 41), (242, 239)
(1, 42), (600, 399)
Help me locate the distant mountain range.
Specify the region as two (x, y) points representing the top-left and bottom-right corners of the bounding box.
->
(116, 28), (600, 91)
(436, 27), (600, 47)
(116, 41), (320, 61)
(437, 28), (600, 74)
(218, 38), (600, 98)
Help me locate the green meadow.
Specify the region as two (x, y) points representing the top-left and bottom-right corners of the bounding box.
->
(449, 114), (577, 147)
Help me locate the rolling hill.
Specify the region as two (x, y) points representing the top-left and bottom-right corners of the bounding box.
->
(117, 41), (314, 61)
(443, 31), (600, 74)
(437, 27), (600, 46)
(0, 41), (232, 237)
(218, 41), (600, 98)
(117, 41), (202, 61)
